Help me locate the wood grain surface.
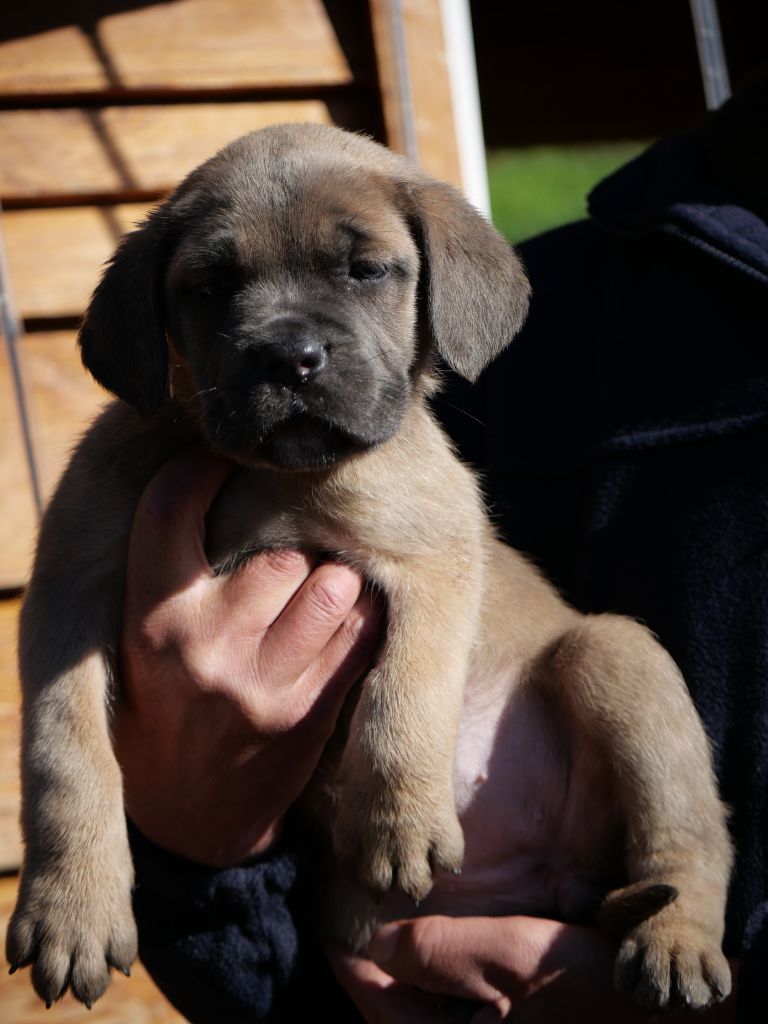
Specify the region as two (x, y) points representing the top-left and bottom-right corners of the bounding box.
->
(0, 0), (353, 96)
(0, 101), (333, 202)
(369, 0), (461, 188)
(3, 204), (154, 320)
(0, 331), (106, 587)
(0, 598), (21, 872)
(0, 337), (38, 590)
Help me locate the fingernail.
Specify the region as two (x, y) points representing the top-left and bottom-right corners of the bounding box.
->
(348, 611), (368, 640)
(369, 922), (399, 966)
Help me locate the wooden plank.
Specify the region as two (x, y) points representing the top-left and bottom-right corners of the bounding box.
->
(0, 331), (106, 588)
(0, 0), (353, 96)
(0, 335), (38, 590)
(22, 331), (107, 490)
(0, 25), (110, 95)
(102, 0), (353, 90)
(0, 101), (333, 201)
(0, 875), (186, 1021)
(3, 204), (154, 320)
(0, 598), (20, 872)
(369, 0), (462, 189)
(0, 599), (19, 704)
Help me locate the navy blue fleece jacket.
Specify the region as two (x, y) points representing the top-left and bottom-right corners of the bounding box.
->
(130, 86), (768, 1022)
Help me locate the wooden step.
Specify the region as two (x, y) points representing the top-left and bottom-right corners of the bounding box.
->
(0, 874), (186, 1021)
(0, 0), (355, 97)
(0, 331), (105, 588)
(0, 338), (38, 591)
(19, 330), (106, 491)
(0, 101), (333, 202)
(0, 597), (21, 872)
(3, 204), (153, 320)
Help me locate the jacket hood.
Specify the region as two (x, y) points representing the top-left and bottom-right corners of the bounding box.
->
(588, 64), (768, 288)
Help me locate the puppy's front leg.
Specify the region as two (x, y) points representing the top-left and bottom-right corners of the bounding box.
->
(7, 615), (137, 1007)
(547, 615), (732, 1011)
(3, 407), (171, 1007)
(332, 557), (477, 905)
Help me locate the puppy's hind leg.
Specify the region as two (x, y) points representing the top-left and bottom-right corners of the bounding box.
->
(7, 633), (136, 1008)
(544, 614), (732, 1011)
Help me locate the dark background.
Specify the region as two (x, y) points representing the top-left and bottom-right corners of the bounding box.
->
(470, 0), (768, 146)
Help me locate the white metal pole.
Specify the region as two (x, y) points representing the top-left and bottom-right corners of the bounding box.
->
(439, 0), (491, 216)
(689, 0), (731, 110)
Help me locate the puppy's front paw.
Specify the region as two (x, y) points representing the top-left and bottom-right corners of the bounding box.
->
(333, 779), (464, 903)
(613, 911), (731, 1011)
(6, 865), (137, 1008)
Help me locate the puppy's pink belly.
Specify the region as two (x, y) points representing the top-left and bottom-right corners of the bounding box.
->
(425, 671), (622, 921)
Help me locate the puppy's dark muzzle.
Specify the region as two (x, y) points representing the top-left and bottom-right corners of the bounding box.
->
(254, 321), (328, 387)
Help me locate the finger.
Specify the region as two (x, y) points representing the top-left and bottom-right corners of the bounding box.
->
(299, 586), (384, 720)
(258, 562), (366, 687)
(470, 1008), (505, 1024)
(369, 918), (512, 1005)
(221, 548), (316, 632)
(326, 944), (451, 1024)
(127, 447), (235, 603)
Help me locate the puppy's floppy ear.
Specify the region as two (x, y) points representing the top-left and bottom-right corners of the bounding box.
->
(78, 205), (175, 415)
(407, 178), (530, 381)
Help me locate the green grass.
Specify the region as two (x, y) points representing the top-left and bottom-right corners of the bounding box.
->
(487, 141), (648, 243)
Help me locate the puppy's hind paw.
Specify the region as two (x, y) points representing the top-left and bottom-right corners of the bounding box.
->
(614, 920), (731, 1011)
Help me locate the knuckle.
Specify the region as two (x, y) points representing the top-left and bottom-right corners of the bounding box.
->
(305, 570), (359, 621)
(127, 588), (202, 650)
(123, 609), (178, 661)
(255, 548), (311, 580)
(406, 916), (447, 970)
(182, 636), (247, 698)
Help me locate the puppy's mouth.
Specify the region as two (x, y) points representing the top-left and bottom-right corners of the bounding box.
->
(197, 362), (409, 470)
(258, 413), (367, 470)
(203, 399), (373, 471)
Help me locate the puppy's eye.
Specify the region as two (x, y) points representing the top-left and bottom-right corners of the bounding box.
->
(198, 278), (227, 300)
(348, 259), (389, 282)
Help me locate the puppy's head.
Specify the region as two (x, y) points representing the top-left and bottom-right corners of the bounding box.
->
(80, 124), (529, 470)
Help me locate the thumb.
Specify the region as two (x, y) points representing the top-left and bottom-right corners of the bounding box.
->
(369, 918), (510, 1005)
(126, 447), (235, 604)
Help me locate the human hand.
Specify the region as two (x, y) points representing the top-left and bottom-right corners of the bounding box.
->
(113, 447), (382, 866)
(329, 915), (738, 1023)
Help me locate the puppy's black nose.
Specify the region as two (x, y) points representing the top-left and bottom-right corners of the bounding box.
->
(258, 336), (328, 386)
